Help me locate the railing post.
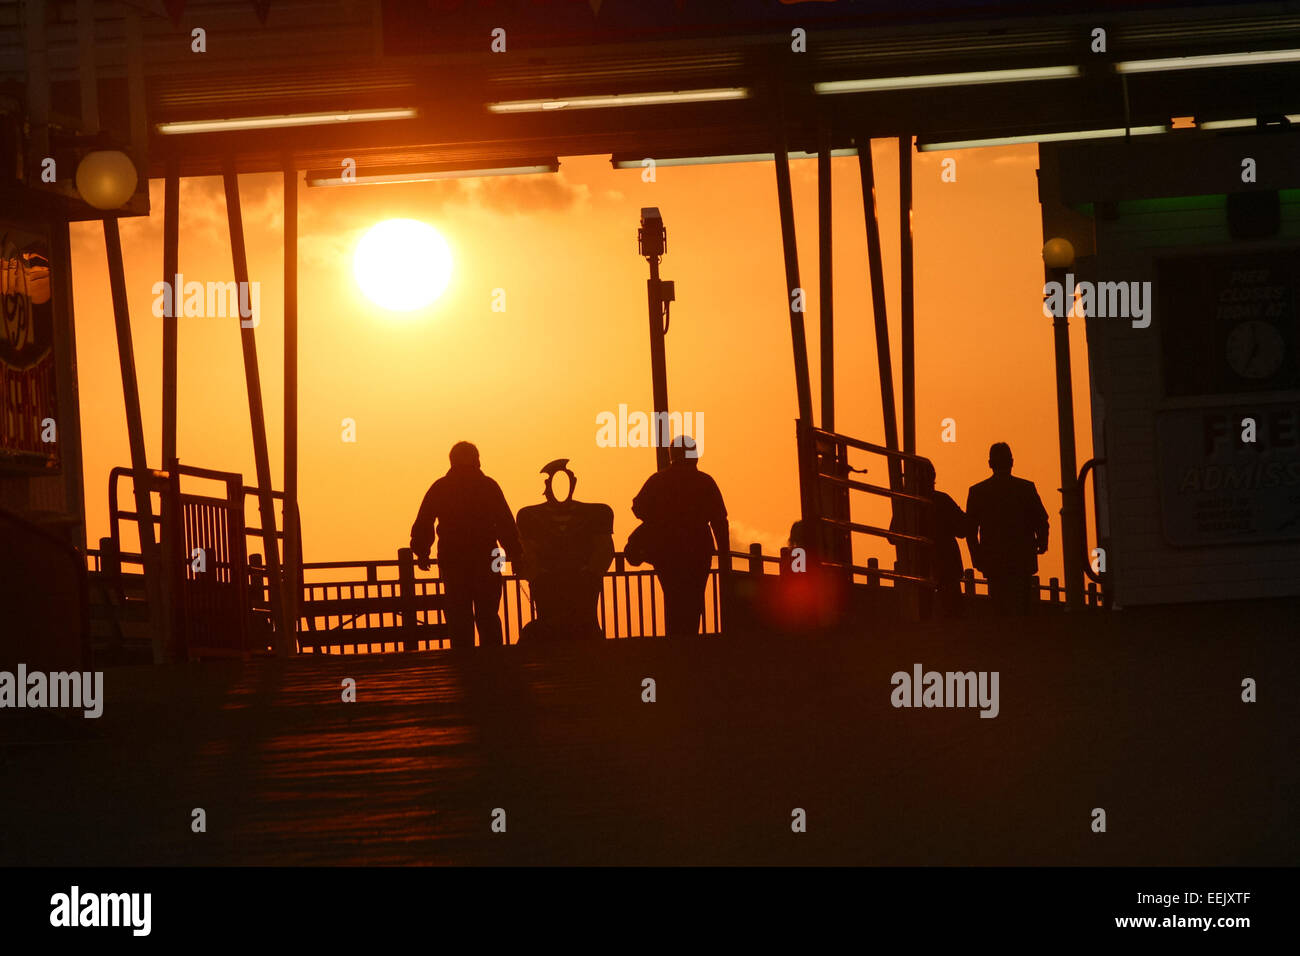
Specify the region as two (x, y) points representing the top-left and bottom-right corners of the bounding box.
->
(1032, 575), (1042, 603)
(100, 536), (123, 600)
(962, 567), (975, 596)
(748, 542), (763, 575)
(250, 553), (266, 606)
(1087, 580), (1098, 608)
(779, 546), (793, 576)
(895, 559), (921, 622)
(1049, 577), (1061, 604)
(226, 475), (249, 654)
(398, 547), (419, 652)
(867, 556), (880, 588)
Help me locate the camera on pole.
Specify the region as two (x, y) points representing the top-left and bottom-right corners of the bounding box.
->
(638, 208), (675, 470)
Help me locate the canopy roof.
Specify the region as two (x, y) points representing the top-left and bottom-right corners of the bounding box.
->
(4, 0), (1300, 178)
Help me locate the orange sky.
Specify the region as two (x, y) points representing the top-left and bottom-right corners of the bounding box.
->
(69, 143), (1092, 582)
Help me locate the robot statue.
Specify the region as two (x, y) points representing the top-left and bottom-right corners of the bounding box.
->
(515, 459), (615, 643)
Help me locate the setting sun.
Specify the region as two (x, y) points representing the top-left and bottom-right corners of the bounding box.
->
(353, 217), (453, 310)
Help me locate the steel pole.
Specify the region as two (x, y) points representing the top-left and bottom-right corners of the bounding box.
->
(818, 127), (835, 432)
(647, 255), (670, 472)
(856, 138), (902, 491)
(104, 218), (167, 663)
(899, 136), (916, 456)
(222, 158), (292, 653)
(1048, 265), (1086, 607)
(282, 157), (300, 648)
(161, 157), (179, 465)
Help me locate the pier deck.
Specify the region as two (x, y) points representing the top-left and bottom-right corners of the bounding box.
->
(2, 601), (1296, 866)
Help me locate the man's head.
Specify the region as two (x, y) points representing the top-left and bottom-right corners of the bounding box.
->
(668, 435), (699, 468)
(449, 441), (480, 470)
(988, 442), (1013, 475)
(913, 458), (937, 494)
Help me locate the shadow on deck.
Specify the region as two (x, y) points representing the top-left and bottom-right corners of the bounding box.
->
(2, 600), (1296, 866)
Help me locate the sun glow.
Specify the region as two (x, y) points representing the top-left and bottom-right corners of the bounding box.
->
(353, 218), (453, 311)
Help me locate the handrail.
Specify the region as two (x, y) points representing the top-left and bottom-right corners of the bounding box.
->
(815, 471), (931, 505)
(1078, 457), (1107, 586)
(818, 559), (933, 586)
(804, 425), (932, 466)
(798, 420), (939, 596)
(816, 515), (932, 546)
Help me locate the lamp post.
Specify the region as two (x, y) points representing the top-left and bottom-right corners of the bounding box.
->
(639, 208), (675, 472)
(1043, 237), (1086, 608)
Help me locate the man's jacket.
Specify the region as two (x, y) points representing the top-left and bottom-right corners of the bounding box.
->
(410, 464), (522, 565)
(965, 474), (1049, 577)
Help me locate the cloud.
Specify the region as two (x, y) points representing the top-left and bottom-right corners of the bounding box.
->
(68, 162), (592, 286)
(458, 171), (591, 215)
(728, 517), (790, 556)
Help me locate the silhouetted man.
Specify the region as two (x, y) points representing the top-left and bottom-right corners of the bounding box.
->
(410, 441), (522, 650)
(965, 442), (1049, 615)
(890, 458), (967, 619)
(631, 436), (729, 638)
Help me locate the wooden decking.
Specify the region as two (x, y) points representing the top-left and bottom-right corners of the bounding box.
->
(2, 601), (1296, 866)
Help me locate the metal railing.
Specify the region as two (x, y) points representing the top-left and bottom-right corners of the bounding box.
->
(87, 546), (769, 652)
(85, 538), (1103, 657)
(796, 419), (938, 588)
(290, 549), (745, 652)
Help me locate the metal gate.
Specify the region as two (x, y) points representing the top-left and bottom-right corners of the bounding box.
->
(167, 465), (251, 656)
(109, 463), (253, 657)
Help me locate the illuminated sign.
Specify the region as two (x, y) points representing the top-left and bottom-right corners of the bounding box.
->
(0, 225), (59, 469)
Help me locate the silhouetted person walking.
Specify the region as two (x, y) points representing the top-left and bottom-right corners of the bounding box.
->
(890, 458), (967, 619)
(965, 442), (1049, 615)
(410, 441), (522, 650)
(631, 436), (730, 638)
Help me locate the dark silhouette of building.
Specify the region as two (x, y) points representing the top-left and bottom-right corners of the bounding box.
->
(515, 458), (614, 643)
(965, 442), (1049, 615)
(410, 441), (522, 649)
(890, 458), (967, 619)
(630, 436), (730, 637)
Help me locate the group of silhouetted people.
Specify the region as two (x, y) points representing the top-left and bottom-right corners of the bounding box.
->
(891, 441), (1050, 618)
(410, 437), (728, 650)
(409, 437), (1049, 650)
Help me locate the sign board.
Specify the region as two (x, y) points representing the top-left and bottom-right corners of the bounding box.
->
(1156, 402), (1300, 547)
(1158, 248), (1300, 397)
(0, 223), (59, 470)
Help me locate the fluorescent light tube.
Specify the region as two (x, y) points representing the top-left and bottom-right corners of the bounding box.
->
(488, 88), (748, 113)
(918, 126), (1166, 151)
(1199, 114), (1300, 130)
(612, 149), (857, 169)
(157, 108), (417, 134)
(1117, 49), (1300, 74)
(815, 66), (1078, 94)
(306, 162), (559, 186)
